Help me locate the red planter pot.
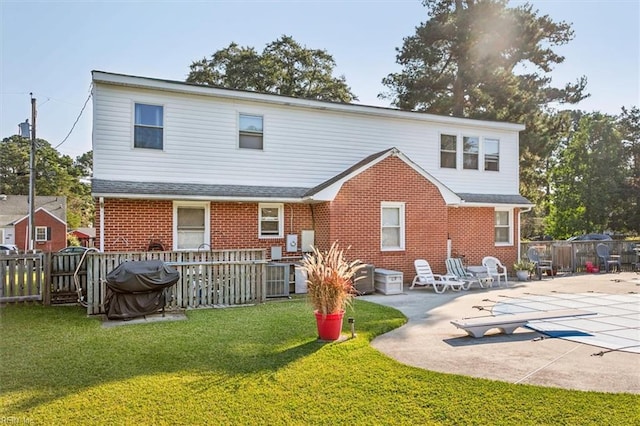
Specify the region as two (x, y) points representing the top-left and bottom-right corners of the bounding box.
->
(315, 310), (345, 341)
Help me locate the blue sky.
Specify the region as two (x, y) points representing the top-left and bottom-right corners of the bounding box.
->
(1, 0), (638, 159)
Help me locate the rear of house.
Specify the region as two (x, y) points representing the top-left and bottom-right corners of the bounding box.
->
(91, 71), (531, 281)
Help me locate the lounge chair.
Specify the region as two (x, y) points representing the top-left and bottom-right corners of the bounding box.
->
(411, 259), (469, 293)
(445, 257), (488, 288)
(596, 243), (621, 273)
(482, 256), (509, 287)
(527, 247), (553, 280)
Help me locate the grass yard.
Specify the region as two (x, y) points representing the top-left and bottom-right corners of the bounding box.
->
(1, 300), (638, 425)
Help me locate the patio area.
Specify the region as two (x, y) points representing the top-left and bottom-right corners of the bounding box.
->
(360, 272), (640, 394)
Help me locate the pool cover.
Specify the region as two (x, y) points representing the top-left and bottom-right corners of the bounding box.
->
(493, 293), (640, 354)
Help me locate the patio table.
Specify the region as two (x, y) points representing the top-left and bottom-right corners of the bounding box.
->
(467, 266), (494, 288)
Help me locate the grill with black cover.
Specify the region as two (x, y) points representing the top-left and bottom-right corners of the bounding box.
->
(104, 260), (180, 320)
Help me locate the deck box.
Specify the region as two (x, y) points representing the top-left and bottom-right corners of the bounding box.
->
(374, 268), (403, 295)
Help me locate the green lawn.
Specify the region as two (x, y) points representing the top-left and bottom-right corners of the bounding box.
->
(1, 300), (637, 425)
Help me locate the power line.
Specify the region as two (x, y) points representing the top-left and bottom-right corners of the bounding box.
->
(54, 84), (93, 150)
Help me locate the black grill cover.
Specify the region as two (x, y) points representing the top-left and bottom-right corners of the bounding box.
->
(104, 260), (180, 320)
(105, 260), (179, 293)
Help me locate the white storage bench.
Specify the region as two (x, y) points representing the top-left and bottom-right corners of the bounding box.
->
(374, 268), (404, 295)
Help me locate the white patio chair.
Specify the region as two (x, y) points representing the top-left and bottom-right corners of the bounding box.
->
(481, 256), (509, 287)
(411, 259), (468, 293)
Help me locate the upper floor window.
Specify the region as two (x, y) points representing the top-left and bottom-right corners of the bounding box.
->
(35, 226), (49, 241)
(239, 114), (263, 150)
(381, 202), (405, 251)
(484, 138), (500, 171)
(440, 134), (457, 169)
(134, 103), (163, 150)
(463, 136), (479, 169)
(494, 209), (512, 245)
(259, 203), (283, 238)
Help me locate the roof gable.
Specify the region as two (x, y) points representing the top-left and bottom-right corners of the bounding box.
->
(304, 147), (461, 204)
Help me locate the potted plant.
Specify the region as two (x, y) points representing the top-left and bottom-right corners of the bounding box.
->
(300, 242), (364, 341)
(513, 259), (534, 281)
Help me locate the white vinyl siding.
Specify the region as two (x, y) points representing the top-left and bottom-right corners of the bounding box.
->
(494, 209), (512, 246)
(381, 202), (405, 251)
(173, 202), (210, 250)
(93, 82), (522, 195)
(259, 203), (283, 238)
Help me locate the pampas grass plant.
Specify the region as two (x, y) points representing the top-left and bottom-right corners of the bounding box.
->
(300, 242), (365, 316)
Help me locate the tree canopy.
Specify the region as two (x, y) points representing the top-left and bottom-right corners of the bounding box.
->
(381, 0), (587, 118)
(0, 135), (93, 228)
(187, 35), (357, 103)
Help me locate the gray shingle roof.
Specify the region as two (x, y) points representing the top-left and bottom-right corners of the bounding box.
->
(0, 195), (67, 226)
(457, 193), (532, 205)
(91, 179), (310, 199)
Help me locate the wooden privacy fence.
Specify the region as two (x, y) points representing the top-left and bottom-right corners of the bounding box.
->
(0, 253), (44, 303)
(85, 249), (268, 315)
(520, 241), (639, 273)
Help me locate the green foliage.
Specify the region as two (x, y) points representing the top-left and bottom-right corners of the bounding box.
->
(0, 135), (94, 227)
(546, 112), (628, 238)
(187, 35), (357, 103)
(1, 303), (637, 424)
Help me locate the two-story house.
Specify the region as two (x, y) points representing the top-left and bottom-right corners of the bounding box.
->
(91, 71), (531, 280)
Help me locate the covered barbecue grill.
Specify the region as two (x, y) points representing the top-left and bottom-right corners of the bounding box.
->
(104, 260), (180, 320)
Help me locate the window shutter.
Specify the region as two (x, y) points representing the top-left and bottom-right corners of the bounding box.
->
(47, 227), (51, 241)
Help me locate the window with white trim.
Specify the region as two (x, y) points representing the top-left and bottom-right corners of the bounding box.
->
(381, 202), (405, 251)
(35, 226), (49, 241)
(463, 136), (479, 170)
(259, 203), (283, 238)
(484, 138), (500, 171)
(173, 202), (210, 250)
(134, 103), (163, 149)
(440, 134), (457, 169)
(494, 209), (512, 245)
(239, 113), (264, 150)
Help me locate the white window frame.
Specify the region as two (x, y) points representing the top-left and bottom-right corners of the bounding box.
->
(484, 138), (500, 172)
(35, 226), (47, 241)
(439, 133), (457, 169)
(258, 203), (283, 239)
(494, 208), (513, 246)
(133, 102), (164, 150)
(239, 113), (264, 150)
(463, 135), (480, 170)
(172, 201), (210, 251)
(381, 202), (405, 251)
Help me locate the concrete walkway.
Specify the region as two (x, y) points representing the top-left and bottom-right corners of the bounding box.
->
(359, 272), (640, 394)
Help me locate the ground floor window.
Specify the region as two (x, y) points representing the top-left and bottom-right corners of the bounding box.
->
(259, 203), (283, 238)
(173, 202), (210, 250)
(494, 209), (513, 245)
(35, 226), (50, 241)
(381, 202), (405, 251)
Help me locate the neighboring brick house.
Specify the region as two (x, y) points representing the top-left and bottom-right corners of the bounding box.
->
(91, 71), (532, 281)
(0, 195), (67, 252)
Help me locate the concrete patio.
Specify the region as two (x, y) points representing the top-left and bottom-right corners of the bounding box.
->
(359, 272), (640, 394)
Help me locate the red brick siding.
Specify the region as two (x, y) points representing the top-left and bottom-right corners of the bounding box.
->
(322, 155), (449, 279)
(14, 210), (66, 252)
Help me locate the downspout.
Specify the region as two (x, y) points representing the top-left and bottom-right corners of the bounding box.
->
(99, 197), (105, 252)
(517, 206), (533, 261)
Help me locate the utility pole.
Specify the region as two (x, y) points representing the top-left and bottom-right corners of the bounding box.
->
(28, 94), (36, 252)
